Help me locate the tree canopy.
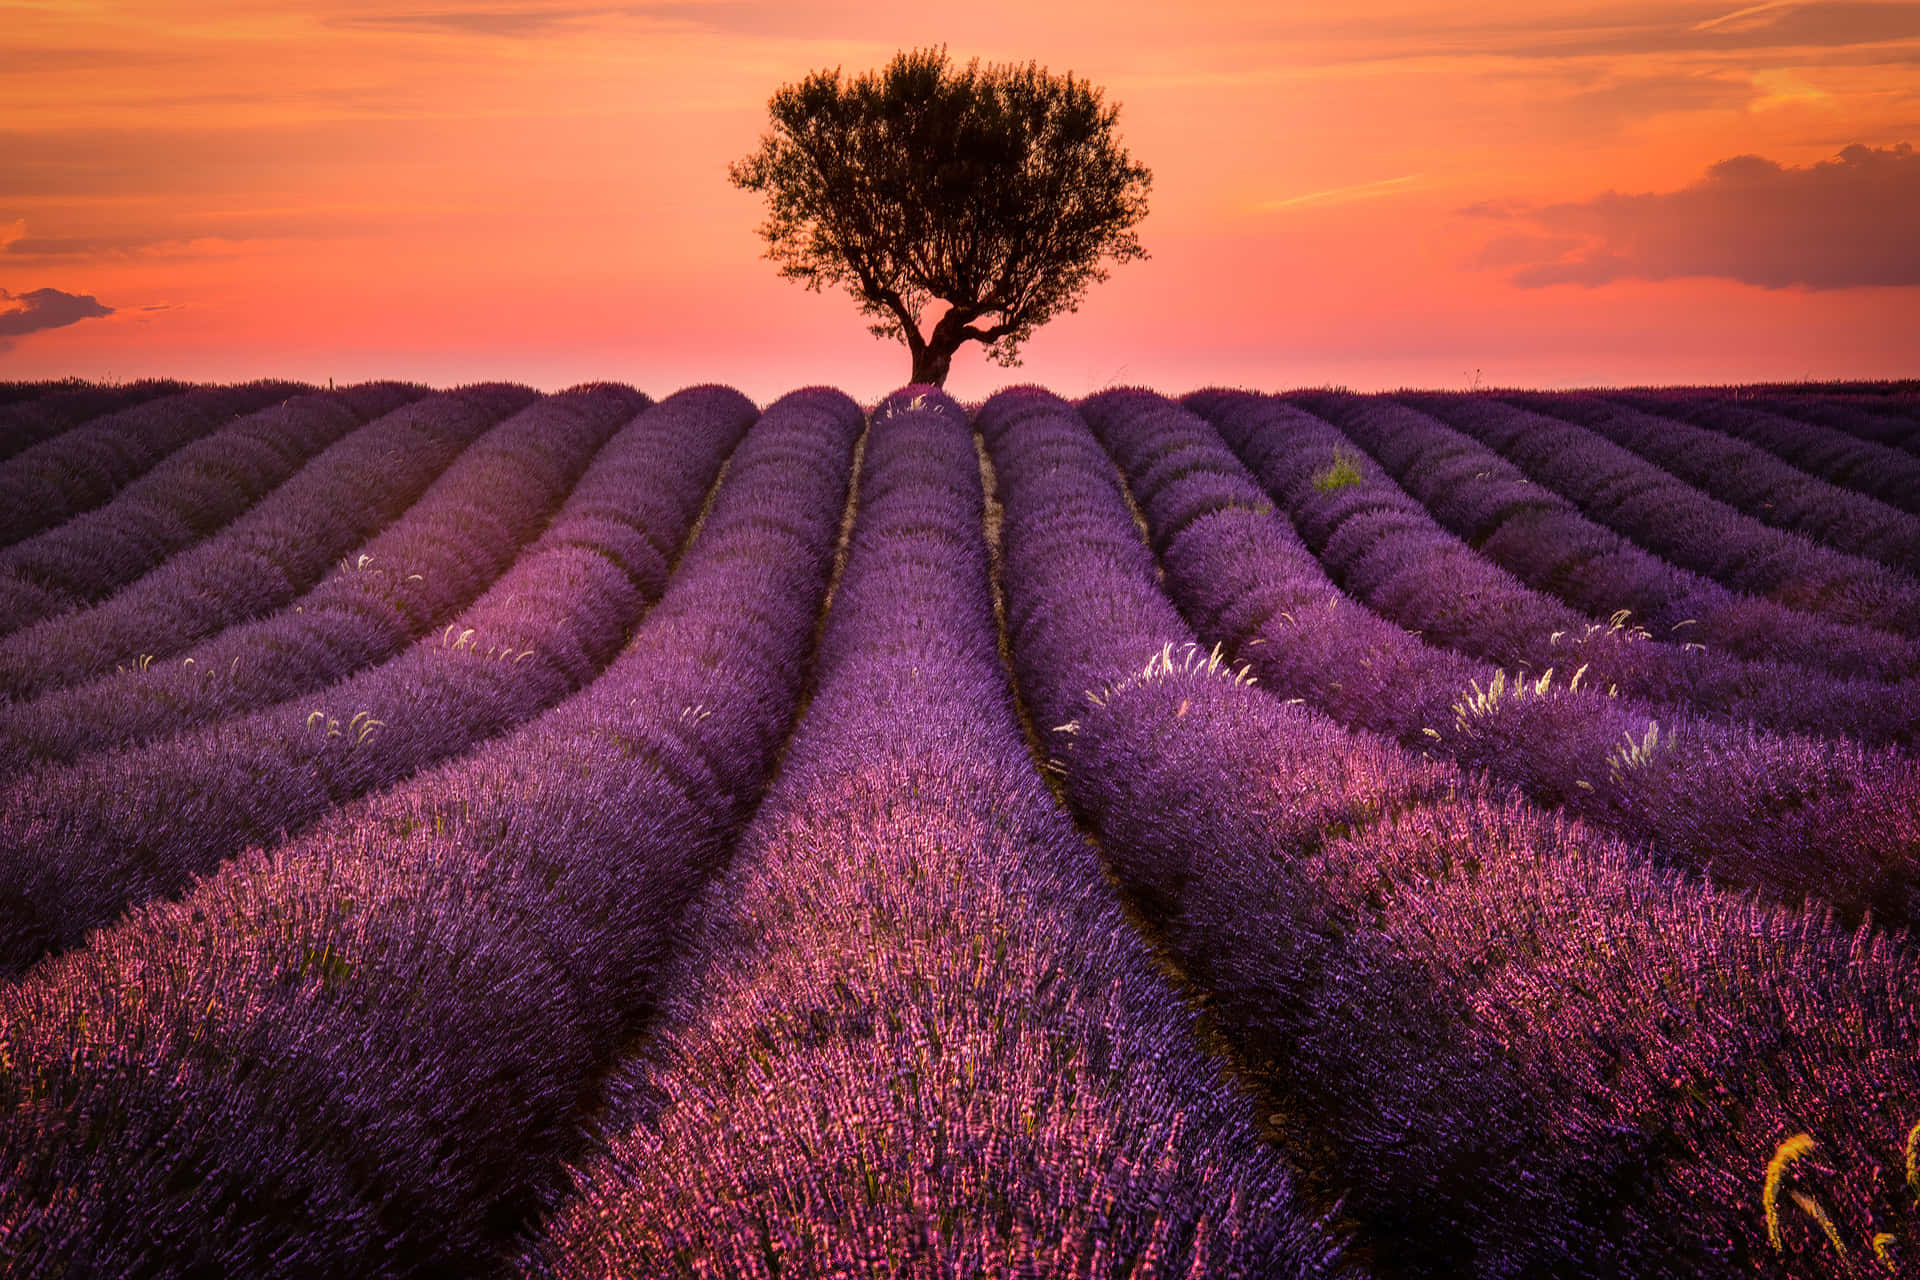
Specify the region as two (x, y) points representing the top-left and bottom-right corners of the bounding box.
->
(729, 48), (1152, 387)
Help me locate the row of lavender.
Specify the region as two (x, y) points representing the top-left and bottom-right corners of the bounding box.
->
(0, 386), (747, 974)
(1287, 392), (1919, 681)
(1397, 393), (1920, 635)
(1089, 389), (1920, 930)
(1191, 394), (1919, 745)
(1505, 392), (1920, 569)
(0, 380), (191, 462)
(0, 382), (308, 546)
(0, 383), (426, 633)
(527, 388), (1342, 1277)
(0, 384), (543, 700)
(1747, 391), (1920, 456)
(0, 388), (861, 1274)
(6, 387), (1345, 1277)
(1609, 390), (1920, 516)
(0, 385), (649, 775)
(0, 376), (1912, 1274)
(3, 378), (1902, 698)
(983, 386), (1920, 1277)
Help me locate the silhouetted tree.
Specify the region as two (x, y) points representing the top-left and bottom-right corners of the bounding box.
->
(730, 48), (1152, 387)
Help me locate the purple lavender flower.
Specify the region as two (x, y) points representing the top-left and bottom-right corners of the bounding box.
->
(533, 386), (1344, 1280)
(0, 387), (862, 1275)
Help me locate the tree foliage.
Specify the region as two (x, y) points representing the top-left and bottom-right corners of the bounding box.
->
(729, 48), (1152, 386)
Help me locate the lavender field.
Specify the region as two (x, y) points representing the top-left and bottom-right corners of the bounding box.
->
(1, 377), (1916, 1278)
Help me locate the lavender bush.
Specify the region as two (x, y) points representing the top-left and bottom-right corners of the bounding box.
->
(1188, 390), (1920, 745)
(1290, 391), (1918, 681)
(1510, 391), (1920, 571)
(0, 385), (756, 974)
(0, 381), (308, 548)
(1397, 391), (1920, 639)
(0, 384), (647, 775)
(0, 380), (189, 463)
(0, 383), (424, 633)
(0, 384), (537, 701)
(531, 386), (1343, 1280)
(1089, 389), (1920, 929)
(1746, 393), (1920, 456)
(0, 387), (861, 1276)
(981, 385), (1920, 1278)
(1612, 391), (1920, 516)
(1, 374), (1912, 1280)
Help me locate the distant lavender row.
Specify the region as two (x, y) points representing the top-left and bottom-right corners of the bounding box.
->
(0, 388), (861, 1276)
(1192, 391), (1919, 745)
(1513, 393), (1920, 570)
(1612, 391), (1920, 516)
(0, 381), (309, 547)
(1398, 392), (1920, 640)
(0, 379), (189, 463)
(0, 384), (534, 702)
(0, 386), (755, 975)
(1096, 389), (1920, 930)
(533, 387), (1341, 1280)
(1752, 393), (1920, 456)
(0, 384), (647, 776)
(1293, 391), (1918, 681)
(0, 380), (71, 406)
(982, 386), (1920, 1278)
(0, 384), (425, 633)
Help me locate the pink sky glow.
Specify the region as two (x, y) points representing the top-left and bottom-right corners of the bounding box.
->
(2, 0), (1916, 400)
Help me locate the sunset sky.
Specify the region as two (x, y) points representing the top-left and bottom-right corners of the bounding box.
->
(3, 0), (1916, 401)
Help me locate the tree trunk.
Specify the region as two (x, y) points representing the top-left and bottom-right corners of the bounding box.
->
(909, 343), (955, 387)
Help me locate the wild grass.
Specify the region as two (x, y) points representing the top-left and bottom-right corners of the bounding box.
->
(1311, 448), (1365, 491)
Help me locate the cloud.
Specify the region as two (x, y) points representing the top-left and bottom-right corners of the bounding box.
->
(1459, 199), (1534, 220)
(1693, 1), (1802, 32)
(1257, 174), (1423, 212)
(0, 44), (190, 75)
(1748, 67), (1834, 108)
(1469, 233), (1587, 267)
(2, 233), (157, 259)
(332, 6), (614, 36)
(1469, 142), (1920, 289)
(1490, 2), (1920, 58)
(325, 2), (755, 37)
(0, 287), (114, 337)
(1224, 3), (1920, 68)
(1566, 70), (1753, 120)
(1691, 0), (1920, 44)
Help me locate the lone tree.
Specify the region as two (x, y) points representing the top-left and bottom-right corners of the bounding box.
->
(729, 48), (1152, 387)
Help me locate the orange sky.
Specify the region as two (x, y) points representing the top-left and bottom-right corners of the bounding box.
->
(2, 0), (1916, 400)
